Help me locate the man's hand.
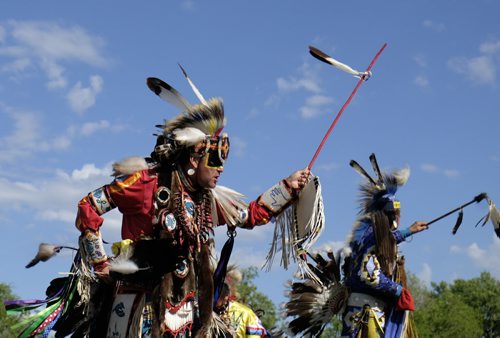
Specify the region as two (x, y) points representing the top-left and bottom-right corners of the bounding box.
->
(409, 221), (429, 234)
(286, 167), (311, 191)
(94, 261), (113, 284)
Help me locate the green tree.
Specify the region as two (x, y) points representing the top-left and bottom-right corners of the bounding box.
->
(406, 272), (432, 310)
(0, 283), (22, 338)
(414, 285), (482, 338)
(237, 267), (278, 330)
(449, 272), (500, 338)
(319, 315), (343, 337)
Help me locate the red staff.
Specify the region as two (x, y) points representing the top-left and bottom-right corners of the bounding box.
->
(308, 43), (387, 170)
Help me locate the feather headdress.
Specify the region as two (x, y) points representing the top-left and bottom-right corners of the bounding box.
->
(147, 65), (227, 163)
(350, 153), (409, 215)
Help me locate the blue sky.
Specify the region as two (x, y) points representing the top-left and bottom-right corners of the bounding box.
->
(1, 0), (499, 312)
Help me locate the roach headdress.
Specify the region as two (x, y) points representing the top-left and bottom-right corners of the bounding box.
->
(350, 153), (410, 216)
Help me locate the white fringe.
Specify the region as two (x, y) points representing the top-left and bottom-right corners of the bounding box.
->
(262, 177), (325, 285)
(211, 185), (248, 226)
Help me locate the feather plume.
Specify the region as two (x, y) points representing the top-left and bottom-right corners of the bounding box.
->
(162, 98), (226, 137)
(146, 77), (191, 111)
(283, 248), (348, 337)
(178, 63), (207, 104)
(112, 156), (149, 176)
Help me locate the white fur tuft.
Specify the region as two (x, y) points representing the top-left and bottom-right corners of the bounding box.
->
(109, 260), (140, 274)
(173, 127), (206, 146)
(112, 157), (148, 176)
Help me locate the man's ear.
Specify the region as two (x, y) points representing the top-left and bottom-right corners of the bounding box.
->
(189, 156), (200, 170)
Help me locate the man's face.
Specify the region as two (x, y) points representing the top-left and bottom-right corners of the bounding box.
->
(194, 154), (223, 189)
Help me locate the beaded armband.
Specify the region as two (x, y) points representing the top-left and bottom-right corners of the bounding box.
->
(88, 186), (115, 215)
(258, 179), (294, 214)
(81, 230), (108, 266)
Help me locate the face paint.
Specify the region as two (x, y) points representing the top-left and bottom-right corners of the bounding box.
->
(204, 134), (230, 169)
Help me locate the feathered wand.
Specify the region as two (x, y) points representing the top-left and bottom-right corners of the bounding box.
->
(307, 43), (387, 169)
(426, 193), (500, 238)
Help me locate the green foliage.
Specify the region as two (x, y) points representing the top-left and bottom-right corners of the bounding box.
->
(237, 267), (278, 330)
(0, 283), (22, 338)
(319, 315), (343, 337)
(448, 272), (500, 338)
(409, 271), (500, 338)
(414, 288), (482, 338)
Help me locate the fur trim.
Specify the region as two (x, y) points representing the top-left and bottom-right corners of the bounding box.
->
(112, 157), (148, 176)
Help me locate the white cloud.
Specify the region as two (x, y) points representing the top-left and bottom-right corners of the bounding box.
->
(277, 76), (321, 93)
(0, 162), (112, 222)
(420, 163), (460, 178)
(0, 20), (107, 91)
(422, 20), (445, 32)
(316, 162), (339, 172)
(67, 75), (103, 114)
(0, 25), (6, 42)
(0, 103), (114, 162)
(414, 75), (429, 88)
(180, 0), (195, 10)
(0, 105), (43, 161)
(276, 63), (322, 94)
(480, 41), (500, 54)
(420, 163), (438, 173)
(273, 62), (335, 120)
(414, 54), (427, 68)
(1, 57), (31, 74)
(418, 263), (432, 288)
(37, 209), (76, 223)
(41, 59), (67, 89)
(71, 163), (111, 181)
(300, 94), (334, 119)
(81, 120), (111, 136)
(449, 236), (500, 277)
(448, 40), (500, 86)
(230, 136), (247, 157)
(8, 20), (107, 66)
(443, 169), (460, 178)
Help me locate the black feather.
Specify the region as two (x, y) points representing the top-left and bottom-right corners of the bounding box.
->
(309, 46), (332, 66)
(350, 160), (377, 186)
(369, 153), (384, 185)
(452, 209), (464, 235)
